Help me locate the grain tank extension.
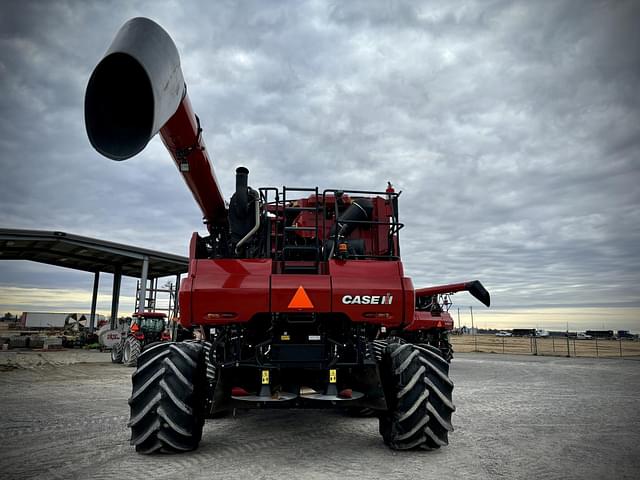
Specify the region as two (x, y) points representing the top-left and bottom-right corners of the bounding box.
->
(85, 17), (490, 454)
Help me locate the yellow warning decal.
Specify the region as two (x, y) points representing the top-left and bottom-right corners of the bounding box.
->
(329, 369), (337, 384)
(288, 285), (314, 309)
(280, 334), (290, 341)
(262, 370), (270, 385)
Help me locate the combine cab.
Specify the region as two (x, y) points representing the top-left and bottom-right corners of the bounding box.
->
(85, 18), (490, 453)
(111, 312), (170, 367)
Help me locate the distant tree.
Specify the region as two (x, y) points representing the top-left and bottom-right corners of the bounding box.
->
(2, 312), (14, 322)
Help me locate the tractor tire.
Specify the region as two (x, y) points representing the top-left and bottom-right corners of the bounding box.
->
(128, 341), (206, 454)
(123, 337), (142, 367)
(378, 341), (455, 450)
(111, 341), (123, 363)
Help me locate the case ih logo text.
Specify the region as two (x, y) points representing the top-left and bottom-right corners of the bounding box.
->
(341, 294), (393, 305)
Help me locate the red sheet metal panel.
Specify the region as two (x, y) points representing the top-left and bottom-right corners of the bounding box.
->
(188, 259), (271, 325)
(270, 275), (332, 312)
(329, 260), (404, 326)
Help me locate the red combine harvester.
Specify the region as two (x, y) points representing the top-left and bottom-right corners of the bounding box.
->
(85, 18), (490, 454)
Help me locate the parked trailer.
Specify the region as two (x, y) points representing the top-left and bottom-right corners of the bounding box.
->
(512, 328), (536, 337)
(20, 312), (70, 329)
(585, 330), (614, 339)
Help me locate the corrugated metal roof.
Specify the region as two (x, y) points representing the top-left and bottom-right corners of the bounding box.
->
(0, 229), (188, 278)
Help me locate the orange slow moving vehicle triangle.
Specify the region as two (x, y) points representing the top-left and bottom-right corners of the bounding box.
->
(288, 285), (314, 309)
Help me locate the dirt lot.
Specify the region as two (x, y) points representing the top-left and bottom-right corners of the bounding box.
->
(1, 353), (639, 479)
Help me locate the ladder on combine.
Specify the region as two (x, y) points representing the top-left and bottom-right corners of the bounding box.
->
(280, 186), (321, 274)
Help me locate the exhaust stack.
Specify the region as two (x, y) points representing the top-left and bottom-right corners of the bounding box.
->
(85, 17), (227, 226)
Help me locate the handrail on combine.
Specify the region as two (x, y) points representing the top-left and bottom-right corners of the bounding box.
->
(322, 188), (403, 260)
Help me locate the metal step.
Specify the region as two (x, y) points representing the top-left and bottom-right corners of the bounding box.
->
(285, 206), (318, 213)
(282, 263), (318, 274)
(284, 226), (316, 232)
(283, 245), (318, 252)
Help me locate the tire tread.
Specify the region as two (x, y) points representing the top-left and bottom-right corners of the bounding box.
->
(128, 342), (205, 454)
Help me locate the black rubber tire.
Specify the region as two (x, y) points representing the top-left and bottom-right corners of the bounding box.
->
(202, 341), (230, 418)
(122, 337), (131, 364)
(124, 336), (142, 367)
(415, 343), (456, 448)
(415, 341), (453, 363)
(203, 341), (217, 384)
(378, 341), (455, 450)
(438, 340), (454, 363)
(143, 341), (163, 352)
(111, 342), (123, 363)
(128, 341), (206, 454)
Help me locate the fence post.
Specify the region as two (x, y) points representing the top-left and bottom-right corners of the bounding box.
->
(595, 336), (599, 358)
(619, 338), (623, 358)
(552, 336), (555, 353)
(573, 337), (577, 357)
(502, 337), (505, 354)
(566, 334), (571, 357)
(533, 336), (538, 356)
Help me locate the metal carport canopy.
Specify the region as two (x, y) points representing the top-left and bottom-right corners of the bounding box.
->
(0, 228), (189, 330)
(0, 228), (188, 278)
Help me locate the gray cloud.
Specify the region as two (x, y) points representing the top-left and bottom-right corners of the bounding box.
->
(1, 0), (639, 314)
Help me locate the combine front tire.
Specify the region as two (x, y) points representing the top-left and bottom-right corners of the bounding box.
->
(437, 339), (454, 363)
(128, 342), (206, 454)
(123, 337), (142, 367)
(416, 343), (456, 448)
(378, 341), (455, 450)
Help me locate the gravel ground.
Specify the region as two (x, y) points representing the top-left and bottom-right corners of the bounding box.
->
(0, 353), (638, 479)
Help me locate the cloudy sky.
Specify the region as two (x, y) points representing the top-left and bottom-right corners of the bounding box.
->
(0, 0), (638, 330)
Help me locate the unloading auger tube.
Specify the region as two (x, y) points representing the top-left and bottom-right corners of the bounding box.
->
(84, 17), (227, 228)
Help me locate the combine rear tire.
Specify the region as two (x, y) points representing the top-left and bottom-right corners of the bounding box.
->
(378, 341), (455, 450)
(202, 341), (229, 418)
(111, 342), (123, 363)
(128, 341), (206, 454)
(123, 337), (142, 367)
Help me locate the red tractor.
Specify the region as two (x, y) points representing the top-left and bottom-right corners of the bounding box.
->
(85, 18), (490, 454)
(111, 312), (171, 367)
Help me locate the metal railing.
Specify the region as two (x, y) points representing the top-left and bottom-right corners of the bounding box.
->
(322, 188), (403, 260)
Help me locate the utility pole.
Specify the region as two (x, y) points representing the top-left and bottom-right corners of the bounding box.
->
(470, 306), (477, 352)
